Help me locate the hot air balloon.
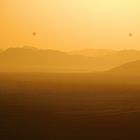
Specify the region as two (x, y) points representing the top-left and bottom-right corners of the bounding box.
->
(129, 33), (132, 37)
(33, 32), (36, 36)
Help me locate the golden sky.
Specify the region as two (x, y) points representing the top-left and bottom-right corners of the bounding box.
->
(0, 0), (140, 50)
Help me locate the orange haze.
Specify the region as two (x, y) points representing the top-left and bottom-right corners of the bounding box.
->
(1, 0), (140, 50)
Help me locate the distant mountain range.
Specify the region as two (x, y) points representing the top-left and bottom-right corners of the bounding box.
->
(69, 48), (116, 57)
(108, 60), (140, 75)
(0, 47), (140, 72)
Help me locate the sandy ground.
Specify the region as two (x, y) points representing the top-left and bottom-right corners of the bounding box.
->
(0, 73), (140, 140)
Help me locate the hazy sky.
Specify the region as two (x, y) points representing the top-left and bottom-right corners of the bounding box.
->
(1, 0), (140, 50)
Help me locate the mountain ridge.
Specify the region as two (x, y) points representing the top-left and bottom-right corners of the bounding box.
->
(0, 47), (140, 72)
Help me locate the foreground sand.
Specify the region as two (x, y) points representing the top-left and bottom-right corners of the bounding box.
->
(0, 73), (140, 140)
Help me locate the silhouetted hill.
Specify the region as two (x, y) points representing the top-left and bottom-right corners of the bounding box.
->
(69, 48), (116, 57)
(70, 49), (140, 70)
(1, 47), (140, 72)
(0, 47), (67, 64)
(0, 47), (97, 72)
(95, 50), (140, 69)
(108, 60), (140, 75)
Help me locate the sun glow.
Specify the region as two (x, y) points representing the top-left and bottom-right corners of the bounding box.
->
(0, 0), (140, 50)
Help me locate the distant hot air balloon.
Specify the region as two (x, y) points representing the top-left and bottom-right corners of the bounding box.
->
(129, 33), (132, 37)
(33, 32), (36, 36)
